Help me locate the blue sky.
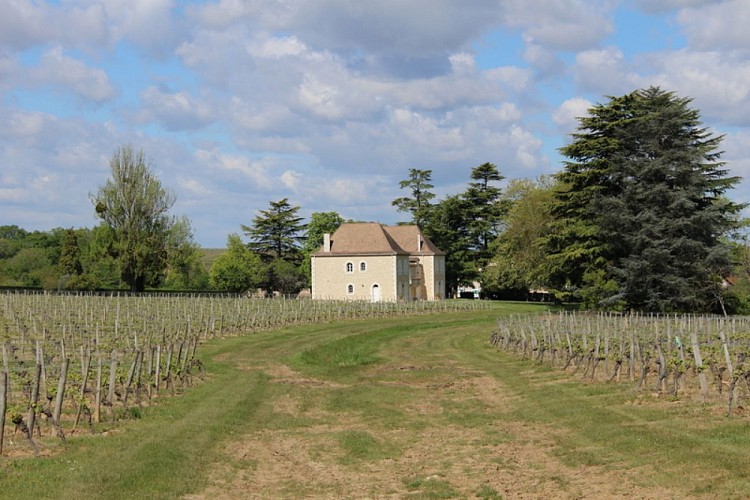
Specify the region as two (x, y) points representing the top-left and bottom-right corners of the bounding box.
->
(2, 0), (750, 247)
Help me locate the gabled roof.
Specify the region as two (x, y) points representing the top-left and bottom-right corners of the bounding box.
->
(384, 224), (444, 256)
(312, 222), (445, 257)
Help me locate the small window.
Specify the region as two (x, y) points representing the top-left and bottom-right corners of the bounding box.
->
(346, 262), (353, 273)
(347, 284), (354, 294)
(360, 261), (367, 272)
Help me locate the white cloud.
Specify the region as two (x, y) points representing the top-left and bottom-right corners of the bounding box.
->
(280, 170), (301, 191)
(255, 36), (307, 59)
(0, 0), (108, 50)
(99, 0), (181, 55)
(632, 50), (750, 126)
(195, 149), (276, 190)
(678, 0), (750, 50)
(503, 0), (614, 51)
(177, 176), (213, 197)
(8, 110), (46, 137)
(553, 97), (592, 134)
(573, 46), (634, 95)
(32, 47), (116, 102)
(138, 86), (214, 130)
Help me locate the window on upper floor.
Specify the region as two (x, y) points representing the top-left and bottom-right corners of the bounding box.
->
(360, 261), (367, 272)
(346, 261), (353, 273)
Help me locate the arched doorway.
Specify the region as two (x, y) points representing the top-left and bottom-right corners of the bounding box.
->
(371, 283), (381, 302)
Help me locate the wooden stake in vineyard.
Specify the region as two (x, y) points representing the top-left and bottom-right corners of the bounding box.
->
(53, 357), (69, 425)
(0, 371), (7, 456)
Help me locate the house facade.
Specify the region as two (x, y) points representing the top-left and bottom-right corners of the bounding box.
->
(311, 222), (446, 301)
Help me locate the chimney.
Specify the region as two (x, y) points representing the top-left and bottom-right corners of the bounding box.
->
(417, 234), (422, 252)
(324, 233), (331, 252)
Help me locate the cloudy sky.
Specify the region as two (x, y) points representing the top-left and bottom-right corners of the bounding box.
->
(2, 0), (750, 247)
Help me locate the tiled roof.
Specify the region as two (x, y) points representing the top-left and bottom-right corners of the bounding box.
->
(313, 222), (445, 256)
(384, 224), (444, 255)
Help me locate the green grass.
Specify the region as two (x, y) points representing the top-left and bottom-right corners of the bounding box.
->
(336, 430), (399, 462)
(2, 301), (750, 498)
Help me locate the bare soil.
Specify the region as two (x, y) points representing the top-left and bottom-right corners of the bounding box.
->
(187, 364), (678, 499)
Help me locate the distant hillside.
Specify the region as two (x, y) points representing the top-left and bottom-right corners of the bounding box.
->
(200, 248), (226, 271)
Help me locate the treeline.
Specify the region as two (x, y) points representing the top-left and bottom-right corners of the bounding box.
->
(3, 87), (750, 313)
(403, 87), (750, 314)
(0, 224), (208, 292)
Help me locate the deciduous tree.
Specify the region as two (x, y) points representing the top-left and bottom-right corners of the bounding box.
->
(91, 145), (181, 292)
(209, 234), (266, 292)
(483, 177), (555, 295)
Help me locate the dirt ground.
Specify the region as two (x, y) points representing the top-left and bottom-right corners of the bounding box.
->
(186, 364), (679, 499)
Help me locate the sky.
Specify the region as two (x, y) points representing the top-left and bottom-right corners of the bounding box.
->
(2, 0), (750, 248)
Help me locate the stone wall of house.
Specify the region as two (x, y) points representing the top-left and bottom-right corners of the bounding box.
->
(312, 254), (411, 301)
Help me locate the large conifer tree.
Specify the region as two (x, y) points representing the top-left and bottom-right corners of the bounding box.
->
(242, 198), (305, 262)
(547, 87), (743, 312)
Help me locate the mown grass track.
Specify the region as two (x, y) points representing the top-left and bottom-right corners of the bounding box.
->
(2, 302), (750, 498)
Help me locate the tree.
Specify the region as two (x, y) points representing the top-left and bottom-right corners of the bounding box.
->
(242, 198), (305, 262)
(548, 87), (744, 312)
(59, 228), (83, 277)
(79, 225), (121, 289)
(162, 217), (209, 290)
(299, 211), (344, 285)
(462, 162), (506, 267)
(423, 194), (475, 296)
(392, 169), (435, 228)
(482, 177), (555, 295)
(209, 234), (266, 292)
(91, 145), (179, 292)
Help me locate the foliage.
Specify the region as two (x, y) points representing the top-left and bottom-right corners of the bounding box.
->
(162, 217), (209, 290)
(419, 163), (506, 294)
(209, 234), (266, 292)
(91, 145), (182, 292)
(59, 228), (84, 277)
(299, 211), (344, 285)
(547, 87), (744, 312)
(482, 177), (555, 295)
(463, 162), (507, 266)
(242, 198), (305, 262)
(266, 257), (307, 295)
(391, 168), (435, 228)
(1, 247), (55, 288)
(423, 194), (476, 295)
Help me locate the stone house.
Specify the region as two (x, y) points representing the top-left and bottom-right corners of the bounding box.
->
(310, 222), (446, 301)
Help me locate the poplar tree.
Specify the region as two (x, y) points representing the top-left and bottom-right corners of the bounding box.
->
(91, 145), (178, 292)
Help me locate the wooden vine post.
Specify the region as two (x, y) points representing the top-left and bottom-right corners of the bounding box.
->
(718, 327), (735, 407)
(28, 363), (42, 437)
(53, 357), (69, 426)
(0, 371), (7, 455)
(689, 331), (709, 402)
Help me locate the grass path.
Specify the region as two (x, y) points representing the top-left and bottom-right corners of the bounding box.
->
(2, 302), (750, 498)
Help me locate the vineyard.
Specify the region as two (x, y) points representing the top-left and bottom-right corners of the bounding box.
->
(0, 291), (490, 456)
(491, 312), (750, 415)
